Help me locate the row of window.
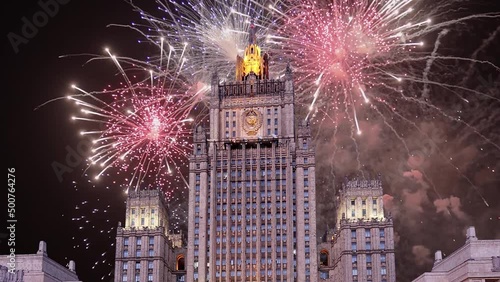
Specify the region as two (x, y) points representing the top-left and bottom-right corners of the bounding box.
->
(351, 199), (378, 206)
(123, 249), (154, 257)
(130, 208), (156, 215)
(123, 236), (154, 246)
(351, 241), (386, 250)
(351, 228), (386, 239)
(352, 254), (387, 263)
(352, 266), (387, 275)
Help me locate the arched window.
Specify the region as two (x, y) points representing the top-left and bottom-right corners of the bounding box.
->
(320, 250), (329, 266)
(176, 254), (185, 271)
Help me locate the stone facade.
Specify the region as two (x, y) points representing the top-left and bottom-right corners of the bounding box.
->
(0, 241), (80, 282)
(186, 24), (318, 282)
(318, 177), (396, 282)
(114, 190), (186, 282)
(412, 226), (500, 282)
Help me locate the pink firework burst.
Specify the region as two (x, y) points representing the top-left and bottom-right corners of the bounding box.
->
(69, 82), (198, 193)
(280, 0), (429, 124)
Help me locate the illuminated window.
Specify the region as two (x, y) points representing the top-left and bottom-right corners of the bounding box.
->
(319, 250), (329, 266)
(381, 267), (387, 275)
(380, 228), (385, 237)
(381, 254), (386, 263)
(366, 254), (372, 263)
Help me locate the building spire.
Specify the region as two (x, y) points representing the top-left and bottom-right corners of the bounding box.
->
(248, 18), (257, 45)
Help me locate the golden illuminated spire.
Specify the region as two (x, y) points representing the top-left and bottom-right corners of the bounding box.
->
(236, 19), (269, 81)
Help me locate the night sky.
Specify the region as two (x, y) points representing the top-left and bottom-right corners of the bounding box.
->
(3, 1), (500, 282)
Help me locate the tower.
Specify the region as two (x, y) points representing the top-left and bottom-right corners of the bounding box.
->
(187, 23), (318, 281)
(114, 190), (181, 282)
(327, 177), (396, 282)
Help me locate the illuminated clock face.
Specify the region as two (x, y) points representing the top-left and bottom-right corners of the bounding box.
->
(242, 109), (262, 136)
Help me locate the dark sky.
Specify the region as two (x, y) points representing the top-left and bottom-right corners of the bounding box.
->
(3, 1), (143, 281)
(3, 1), (500, 282)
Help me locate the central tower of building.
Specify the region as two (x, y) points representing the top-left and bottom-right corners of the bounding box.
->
(186, 22), (318, 282)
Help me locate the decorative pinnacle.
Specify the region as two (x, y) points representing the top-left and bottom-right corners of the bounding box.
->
(249, 18), (257, 45)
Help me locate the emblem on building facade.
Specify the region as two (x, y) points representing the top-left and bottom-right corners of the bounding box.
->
(242, 109), (262, 135)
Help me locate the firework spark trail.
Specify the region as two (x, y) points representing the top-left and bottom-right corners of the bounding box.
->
(375, 97), (490, 207)
(127, 0), (292, 81)
(421, 29), (448, 99)
(65, 39), (207, 191)
(462, 25), (500, 86)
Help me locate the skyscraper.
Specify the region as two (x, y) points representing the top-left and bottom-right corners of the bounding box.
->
(186, 21), (318, 281)
(114, 190), (185, 282)
(319, 177), (396, 282)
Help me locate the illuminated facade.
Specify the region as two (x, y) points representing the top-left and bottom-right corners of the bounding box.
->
(114, 190), (186, 282)
(318, 177), (396, 282)
(0, 241), (80, 282)
(186, 23), (318, 282)
(412, 226), (500, 282)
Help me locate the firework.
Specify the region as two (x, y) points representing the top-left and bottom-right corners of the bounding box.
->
(68, 46), (210, 192)
(127, 0), (291, 80)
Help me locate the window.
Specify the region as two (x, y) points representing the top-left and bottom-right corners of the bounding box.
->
(365, 242), (371, 250)
(381, 267), (387, 275)
(149, 236), (154, 245)
(124, 238), (129, 246)
(373, 198), (377, 205)
(148, 274), (153, 282)
(351, 230), (356, 238)
(131, 208), (136, 215)
(380, 241), (385, 249)
(352, 255), (357, 263)
(135, 262), (141, 269)
(367, 267), (372, 275)
(136, 237), (142, 245)
(351, 200), (355, 206)
(135, 273), (140, 282)
(365, 229), (370, 237)
(123, 250), (129, 257)
(136, 249), (141, 257)
(319, 250), (329, 266)
(381, 254), (386, 263)
(362, 209), (367, 217)
(351, 242), (357, 251)
(225, 111), (229, 118)
(352, 268), (358, 276)
(122, 274), (127, 282)
(123, 263), (128, 270)
(148, 261), (153, 269)
(380, 228), (385, 238)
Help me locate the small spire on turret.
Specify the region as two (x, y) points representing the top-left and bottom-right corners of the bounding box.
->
(248, 19), (257, 45)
